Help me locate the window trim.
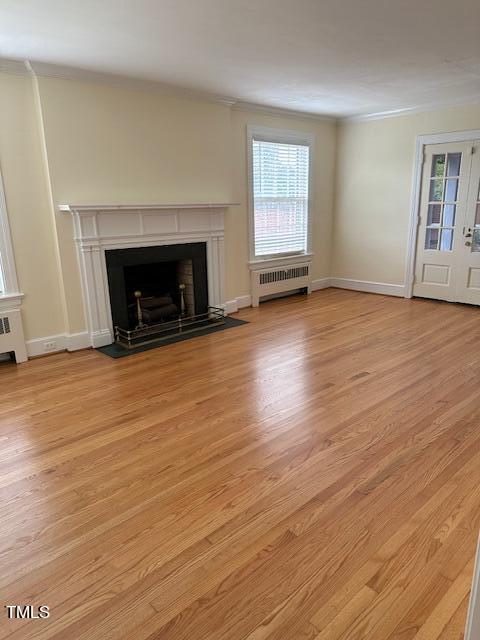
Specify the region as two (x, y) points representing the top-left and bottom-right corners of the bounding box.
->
(0, 166), (21, 297)
(247, 125), (315, 263)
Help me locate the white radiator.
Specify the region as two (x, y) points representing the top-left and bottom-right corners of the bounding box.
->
(251, 262), (312, 307)
(0, 307), (27, 363)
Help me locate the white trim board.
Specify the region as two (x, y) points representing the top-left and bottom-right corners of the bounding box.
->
(26, 332), (90, 358)
(224, 295), (252, 314)
(330, 278), (406, 297)
(0, 167), (21, 294)
(24, 279), (407, 356)
(346, 97), (480, 123)
(227, 279), (331, 311)
(6, 57), (480, 123)
(405, 129), (480, 298)
(249, 253), (314, 271)
(311, 278), (331, 291)
(233, 101), (335, 122)
(1, 57), (334, 122)
(465, 535), (480, 640)
(59, 202), (238, 212)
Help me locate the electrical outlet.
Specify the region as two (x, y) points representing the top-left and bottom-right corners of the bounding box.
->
(44, 341), (57, 351)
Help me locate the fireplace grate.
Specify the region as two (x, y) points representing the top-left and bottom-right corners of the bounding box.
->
(114, 306), (226, 349)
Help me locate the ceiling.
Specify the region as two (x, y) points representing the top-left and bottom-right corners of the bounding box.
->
(2, 0), (480, 118)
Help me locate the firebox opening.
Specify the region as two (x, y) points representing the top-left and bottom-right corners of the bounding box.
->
(105, 243), (208, 334)
(123, 259), (195, 327)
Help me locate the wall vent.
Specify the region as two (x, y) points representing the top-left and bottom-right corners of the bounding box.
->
(259, 265), (309, 285)
(0, 308), (27, 363)
(0, 317), (11, 335)
(251, 262), (312, 307)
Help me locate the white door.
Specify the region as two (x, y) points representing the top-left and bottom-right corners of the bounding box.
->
(414, 141), (480, 305)
(456, 143), (480, 304)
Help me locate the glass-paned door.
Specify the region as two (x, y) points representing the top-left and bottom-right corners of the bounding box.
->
(414, 140), (480, 305)
(455, 142), (480, 304)
(413, 142), (473, 302)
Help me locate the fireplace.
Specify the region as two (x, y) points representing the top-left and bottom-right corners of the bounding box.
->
(61, 203), (231, 348)
(105, 243), (208, 331)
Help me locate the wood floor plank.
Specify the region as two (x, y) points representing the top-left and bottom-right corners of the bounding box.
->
(0, 289), (478, 639)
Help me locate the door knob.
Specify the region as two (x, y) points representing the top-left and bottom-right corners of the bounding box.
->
(465, 232), (473, 238)
(466, 241), (472, 246)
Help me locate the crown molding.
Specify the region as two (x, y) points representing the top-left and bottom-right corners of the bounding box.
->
(0, 58), (30, 76)
(344, 95), (480, 123)
(232, 101), (337, 122)
(3, 56), (480, 124)
(0, 57), (338, 120)
(29, 60), (238, 106)
(0, 57), (236, 106)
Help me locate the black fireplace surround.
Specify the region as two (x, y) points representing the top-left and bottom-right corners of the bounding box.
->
(105, 243), (208, 331)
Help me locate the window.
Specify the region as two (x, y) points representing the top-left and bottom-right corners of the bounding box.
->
(0, 253), (4, 295)
(0, 168), (20, 297)
(249, 127), (313, 260)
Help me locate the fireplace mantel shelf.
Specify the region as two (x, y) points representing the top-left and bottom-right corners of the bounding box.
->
(59, 203), (239, 213)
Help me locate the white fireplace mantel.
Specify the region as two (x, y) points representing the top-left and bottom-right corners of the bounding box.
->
(61, 202), (237, 347)
(59, 202), (237, 213)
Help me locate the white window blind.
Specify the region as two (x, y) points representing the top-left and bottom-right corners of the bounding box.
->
(252, 138), (309, 257)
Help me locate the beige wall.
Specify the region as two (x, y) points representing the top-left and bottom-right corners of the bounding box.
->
(0, 72), (337, 341)
(0, 73), (65, 339)
(333, 104), (480, 285)
(36, 76), (234, 334)
(6, 69), (479, 345)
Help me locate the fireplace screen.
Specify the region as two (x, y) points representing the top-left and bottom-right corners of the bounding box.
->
(114, 306), (225, 349)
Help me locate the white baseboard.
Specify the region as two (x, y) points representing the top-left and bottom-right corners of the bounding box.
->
(224, 295), (252, 314)
(237, 295), (252, 309)
(329, 277), (406, 298)
(224, 300), (239, 314)
(24, 280), (406, 358)
(91, 329), (113, 348)
(66, 331), (91, 351)
(224, 278), (405, 313)
(26, 331), (90, 358)
(311, 277), (331, 291)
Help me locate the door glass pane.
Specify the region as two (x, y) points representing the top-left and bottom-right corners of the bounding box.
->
(429, 179), (443, 201)
(475, 203), (480, 227)
(424, 151), (462, 254)
(443, 204), (456, 226)
(427, 204), (442, 225)
(440, 229), (453, 251)
(431, 154), (446, 177)
(425, 228), (440, 250)
(446, 153), (461, 177)
(472, 229), (480, 252)
(444, 179), (458, 202)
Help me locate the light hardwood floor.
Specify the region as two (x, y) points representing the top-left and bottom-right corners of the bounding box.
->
(1, 289), (479, 639)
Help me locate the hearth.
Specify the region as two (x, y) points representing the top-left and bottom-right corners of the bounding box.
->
(105, 242), (224, 348)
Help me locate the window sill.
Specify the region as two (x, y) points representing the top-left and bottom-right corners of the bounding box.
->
(248, 253), (313, 271)
(0, 292), (24, 311)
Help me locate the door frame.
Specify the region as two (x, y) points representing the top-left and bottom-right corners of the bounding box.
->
(465, 534), (480, 640)
(405, 129), (480, 298)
